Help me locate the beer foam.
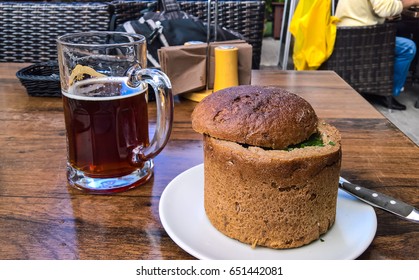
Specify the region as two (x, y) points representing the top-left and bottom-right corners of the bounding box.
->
(63, 77), (147, 101)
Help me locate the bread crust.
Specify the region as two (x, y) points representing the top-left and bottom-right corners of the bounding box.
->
(191, 85), (318, 149)
(191, 85), (342, 249)
(203, 121), (341, 249)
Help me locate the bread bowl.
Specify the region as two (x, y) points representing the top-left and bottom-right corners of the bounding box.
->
(191, 85), (342, 249)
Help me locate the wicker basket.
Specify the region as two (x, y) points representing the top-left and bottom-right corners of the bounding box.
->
(16, 62), (61, 97)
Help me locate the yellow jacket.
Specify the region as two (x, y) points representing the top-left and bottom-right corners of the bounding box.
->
(289, 0), (339, 70)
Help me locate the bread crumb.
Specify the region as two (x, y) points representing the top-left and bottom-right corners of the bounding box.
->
(251, 239), (258, 249)
(235, 202), (241, 213)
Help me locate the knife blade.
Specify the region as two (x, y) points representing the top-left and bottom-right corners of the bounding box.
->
(339, 177), (419, 223)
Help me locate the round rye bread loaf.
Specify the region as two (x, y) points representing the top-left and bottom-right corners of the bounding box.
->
(191, 85), (342, 249)
(192, 85), (318, 149)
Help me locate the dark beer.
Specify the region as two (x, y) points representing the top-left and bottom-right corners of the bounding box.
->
(63, 78), (149, 178)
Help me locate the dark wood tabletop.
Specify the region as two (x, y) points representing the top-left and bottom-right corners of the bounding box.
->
(1, 63), (418, 260)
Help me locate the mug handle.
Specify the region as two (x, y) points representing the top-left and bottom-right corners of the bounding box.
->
(127, 67), (174, 165)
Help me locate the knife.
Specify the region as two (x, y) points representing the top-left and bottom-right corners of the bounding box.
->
(339, 177), (419, 223)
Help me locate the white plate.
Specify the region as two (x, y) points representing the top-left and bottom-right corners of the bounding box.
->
(159, 164), (377, 260)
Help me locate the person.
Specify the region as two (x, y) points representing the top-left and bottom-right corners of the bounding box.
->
(335, 0), (419, 110)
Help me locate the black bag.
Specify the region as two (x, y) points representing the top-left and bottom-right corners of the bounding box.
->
(115, 0), (243, 67)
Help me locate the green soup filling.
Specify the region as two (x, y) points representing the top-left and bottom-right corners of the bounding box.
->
(287, 134), (335, 151)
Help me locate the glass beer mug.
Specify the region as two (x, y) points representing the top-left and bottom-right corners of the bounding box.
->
(57, 32), (173, 194)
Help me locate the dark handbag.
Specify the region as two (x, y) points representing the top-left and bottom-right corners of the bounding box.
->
(114, 0), (243, 67)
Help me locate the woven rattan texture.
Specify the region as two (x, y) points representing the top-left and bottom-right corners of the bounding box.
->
(320, 23), (396, 97)
(16, 62), (61, 97)
(0, 2), (110, 63)
(109, 1), (265, 69)
(109, 1), (151, 30)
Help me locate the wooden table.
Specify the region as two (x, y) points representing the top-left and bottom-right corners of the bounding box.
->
(1, 63), (418, 260)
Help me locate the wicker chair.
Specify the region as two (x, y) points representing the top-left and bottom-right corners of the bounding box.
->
(109, 0), (266, 69)
(0, 2), (110, 63)
(1, 1), (265, 68)
(319, 22), (397, 106)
